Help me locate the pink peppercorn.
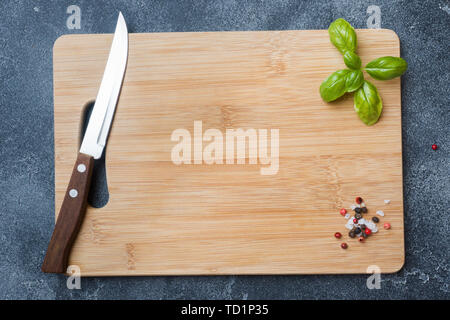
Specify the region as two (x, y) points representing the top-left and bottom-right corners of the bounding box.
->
(334, 232), (342, 239)
(432, 144), (438, 151)
(365, 228), (372, 235)
(340, 208), (347, 216)
(384, 223), (391, 230)
(355, 197), (363, 204)
(341, 243), (348, 249)
(353, 218), (358, 224)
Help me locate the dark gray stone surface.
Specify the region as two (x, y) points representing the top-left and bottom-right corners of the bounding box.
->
(0, 0), (448, 300)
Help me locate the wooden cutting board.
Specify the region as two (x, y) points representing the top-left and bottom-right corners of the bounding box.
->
(53, 29), (404, 276)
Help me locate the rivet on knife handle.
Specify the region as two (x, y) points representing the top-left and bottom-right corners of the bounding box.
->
(41, 153), (94, 273)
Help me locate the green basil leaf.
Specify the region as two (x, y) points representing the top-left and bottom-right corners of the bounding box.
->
(328, 18), (357, 55)
(354, 80), (383, 126)
(345, 70), (364, 92)
(343, 51), (361, 70)
(320, 69), (351, 102)
(365, 56), (408, 80)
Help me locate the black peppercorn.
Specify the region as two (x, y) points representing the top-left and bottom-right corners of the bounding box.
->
(349, 231), (356, 238)
(355, 207), (361, 214)
(361, 207), (367, 213)
(355, 213), (362, 219)
(354, 227), (361, 234)
(372, 216), (379, 223)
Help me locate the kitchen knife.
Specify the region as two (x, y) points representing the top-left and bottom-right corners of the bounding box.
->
(42, 12), (128, 273)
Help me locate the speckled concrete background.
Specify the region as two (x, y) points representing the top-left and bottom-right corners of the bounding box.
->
(0, 0), (448, 299)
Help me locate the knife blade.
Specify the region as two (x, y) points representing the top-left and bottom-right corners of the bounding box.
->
(42, 12), (128, 273)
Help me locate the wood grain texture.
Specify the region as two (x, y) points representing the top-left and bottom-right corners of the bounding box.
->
(53, 30), (404, 276)
(42, 152), (94, 273)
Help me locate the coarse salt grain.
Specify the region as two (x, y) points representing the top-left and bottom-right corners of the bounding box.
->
(345, 217), (355, 230)
(345, 213), (350, 219)
(384, 200), (390, 204)
(350, 204), (356, 210)
(364, 220), (378, 233)
(376, 210), (385, 217)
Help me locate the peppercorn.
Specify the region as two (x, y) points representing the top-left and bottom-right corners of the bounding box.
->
(372, 216), (379, 223)
(355, 213), (362, 220)
(348, 231), (356, 238)
(341, 243), (348, 249)
(340, 208), (347, 215)
(354, 227), (361, 234)
(353, 218), (358, 224)
(432, 144), (438, 151)
(384, 222), (391, 229)
(334, 232), (342, 239)
(355, 207), (361, 214)
(361, 207), (367, 213)
(365, 228), (372, 235)
(358, 236), (364, 242)
(355, 197), (363, 204)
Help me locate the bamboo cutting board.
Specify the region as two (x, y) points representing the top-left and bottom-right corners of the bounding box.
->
(53, 29), (404, 276)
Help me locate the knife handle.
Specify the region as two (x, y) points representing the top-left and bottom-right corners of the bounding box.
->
(42, 153), (94, 274)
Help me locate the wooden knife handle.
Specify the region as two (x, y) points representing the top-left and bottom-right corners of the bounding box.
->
(42, 153), (94, 273)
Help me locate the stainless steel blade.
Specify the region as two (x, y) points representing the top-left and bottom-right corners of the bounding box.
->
(80, 12), (128, 159)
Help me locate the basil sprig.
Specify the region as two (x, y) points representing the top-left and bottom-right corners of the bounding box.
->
(319, 18), (408, 125)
